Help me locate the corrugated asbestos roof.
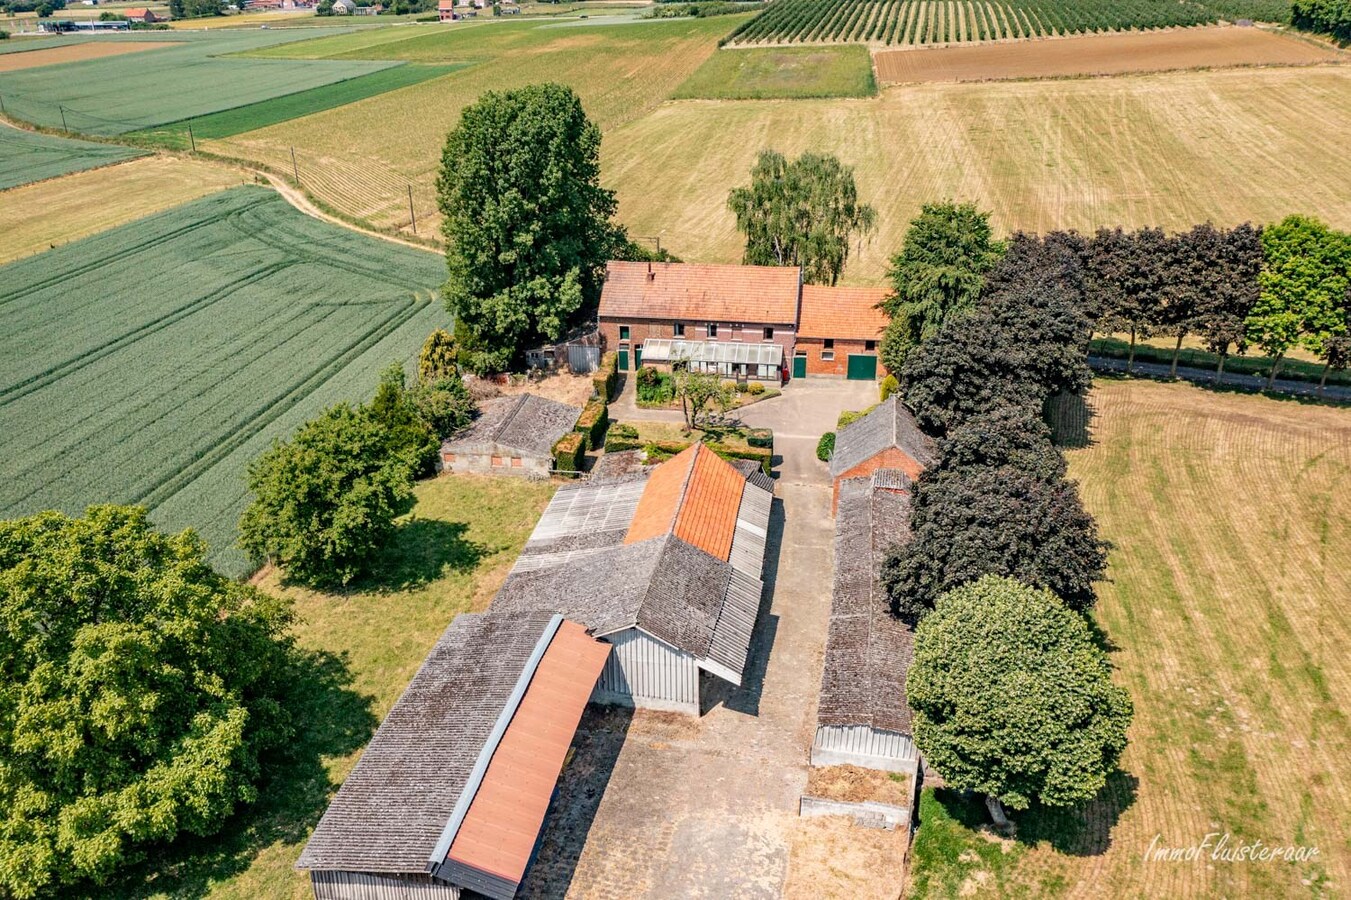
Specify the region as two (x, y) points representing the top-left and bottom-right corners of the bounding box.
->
(494, 446), (773, 684)
(798, 284), (891, 340)
(816, 473), (916, 734)
(599, 261), (801, 324)
(444, 620), (609, 889)
(830, 396), (937, 478)
(297, 611), (557, 874)
(441, 394), (581, 458)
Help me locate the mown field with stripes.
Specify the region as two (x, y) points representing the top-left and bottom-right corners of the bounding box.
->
(0, 186), (447, 576)
(726, 0), (1293, 46)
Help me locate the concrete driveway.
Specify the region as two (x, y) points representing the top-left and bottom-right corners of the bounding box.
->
(521, 377), (892, 898)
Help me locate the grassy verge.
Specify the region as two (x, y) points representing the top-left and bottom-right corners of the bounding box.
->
(674, 45), (877, 99)
(127, 63), (465, 148)
(1089, 336), (1350, 387)
(907, 788), (1030, 898)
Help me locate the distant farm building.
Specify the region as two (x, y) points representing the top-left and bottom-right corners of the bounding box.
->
(492, 444), (774, 715)
(122, 6), (158, 20)
(298, 611), (609, 900)
(813, 469), (920, 774)
(438, 0), (455, 19)
(794, 284), (889, 380)
(329, 0), (356, 12)
(438, 393), (581, 478)
(829, 396), (935, 513)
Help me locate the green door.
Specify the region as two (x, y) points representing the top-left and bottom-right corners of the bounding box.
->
(792, 354), (807, 379)
(846, 354), (878, 380)
(618, 348), (629, 371)
(635, 347), (643, 369)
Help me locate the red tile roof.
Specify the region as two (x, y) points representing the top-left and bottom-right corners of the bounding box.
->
(798, 284), (891, 340)
(599, 261), (801, 325)
(624, 444), (744, 561)
(445, 620), (609, 886)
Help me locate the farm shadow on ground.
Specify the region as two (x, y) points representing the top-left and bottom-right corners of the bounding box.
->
(353, 517), (486, 593)
(87, 647), (378, 900)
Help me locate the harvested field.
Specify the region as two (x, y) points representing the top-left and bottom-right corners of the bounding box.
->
(0, 154), (242, 263)
(909, 379), (1351, 897)
(675, 45), (877, 99)
(0, 40), (170, 73)
(0, 186), (448, 576)
(805, 765), (913, 805)
(874, 25), (1345, 83)
(0, 124), (145, 191)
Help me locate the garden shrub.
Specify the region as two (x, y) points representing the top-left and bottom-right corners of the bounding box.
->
(880, 374), (900, 401)
(747, 427), (774, 449)
(636, 367), (674, 405)
(734, 381), (750, 394)
(817, 431), (836, 461)
(748, 381), (766, 395)
(603, 422), (641, 452)
(552, 431), (586, 472)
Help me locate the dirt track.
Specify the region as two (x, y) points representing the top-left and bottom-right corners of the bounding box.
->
(874, 26), (1344, 83)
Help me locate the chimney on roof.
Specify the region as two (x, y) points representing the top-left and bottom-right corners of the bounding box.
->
(647, 261), (655, 281)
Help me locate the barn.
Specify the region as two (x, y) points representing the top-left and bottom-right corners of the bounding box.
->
(438, 393), (580, 478)
(829, 395), (936, 513)
(597, 261), (799, 384)
(297, 611), (610, 900)
(812, 469), (920, 775)
(491, 443), (775, 715)
(794, 284), (890, 380)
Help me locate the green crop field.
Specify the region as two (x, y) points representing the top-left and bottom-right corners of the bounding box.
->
(726, 0), (1293, 46)
(0, 28), (398, 135)
(674, 45), (876, 99)
(0, 125), (145, 190)
(0, 185), (448, 577)
(127, 63), (465, 148)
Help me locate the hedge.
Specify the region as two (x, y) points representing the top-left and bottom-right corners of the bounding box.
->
(594, 351), (620, 401)
(816, 431), (836, 462)
(707, 442), (772, 475)
(575, 398), (609, 447)
(746, 428), (774, 449)
(604, 422), (641, 453)
(552, 431), (587, 472)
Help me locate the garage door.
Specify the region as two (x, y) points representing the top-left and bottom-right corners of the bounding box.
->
(846, 354), (878, 380)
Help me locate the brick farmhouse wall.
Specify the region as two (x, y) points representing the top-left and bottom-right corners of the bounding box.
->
(795, 337), (887, 378)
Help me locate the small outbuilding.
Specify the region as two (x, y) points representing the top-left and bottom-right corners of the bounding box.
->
(123, 6), (158, 20)
(812, 469), (919, 774)
(829, 395), (935, 513)
(794, 284), (890, 380)
(438, 393), (581, 478)
(297, 611), (610, 900)
(492, 444), (774, 715)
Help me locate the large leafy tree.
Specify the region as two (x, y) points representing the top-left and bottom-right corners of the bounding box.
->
(926, 404), (1066, 485)
(881, 462), (1107, 618)
(239, 403), (417, 586)
(1249, 215), (1351, 389)
(368, 363), (440, 476)
(1195, 223), (1263, 382)
(437, 83), (621, 373)
(883, 201), (1004, 344)
(1084, 226), (1167, 372)
(908, 576), (1133, 820)
(0, 507), (294, 899)
(727, 150), (876, 286)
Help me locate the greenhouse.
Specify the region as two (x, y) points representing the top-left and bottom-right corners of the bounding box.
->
(639, 338), (785, 383)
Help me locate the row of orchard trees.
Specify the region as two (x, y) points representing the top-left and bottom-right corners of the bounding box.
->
(1292, 0), (1351, 40)
(878, 217), (1134, 824)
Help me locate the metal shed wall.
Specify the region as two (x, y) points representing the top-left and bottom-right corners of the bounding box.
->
(310, 871), (460, 900)
(811, 725), (918, 775)
(592, 628), (700, 715)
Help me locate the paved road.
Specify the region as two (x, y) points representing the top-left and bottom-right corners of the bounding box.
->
(522, 380), (879, 899)
(1090, 355), (1349, 402)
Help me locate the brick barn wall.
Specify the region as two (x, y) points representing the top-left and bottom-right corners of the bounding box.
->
(831, 447), (923, 513)
(795, 337), (886, 378)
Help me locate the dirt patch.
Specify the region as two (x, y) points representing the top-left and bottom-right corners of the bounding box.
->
(783, 814), (910, 900)
(873, 26), (1344, 84)
(485, 371), (596, 407)
(806, 765), (913, 806)
(0, 41), (174, 73)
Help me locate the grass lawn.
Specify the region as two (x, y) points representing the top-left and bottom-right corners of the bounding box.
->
(85, 475), (555, 899)
(0, 124), (145, 190)
(907, 378), (1351, 897)
(674, 45), (877, 100)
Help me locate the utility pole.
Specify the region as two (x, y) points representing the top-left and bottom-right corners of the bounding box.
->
(0, 94), (6, 118)
(187, 123), (196, 153)
(59, 105), (68, 132)
(407, 185), (417, 235)
(290, 146), (300, 184)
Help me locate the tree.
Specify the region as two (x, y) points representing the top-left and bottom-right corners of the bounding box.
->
(883, 201), (1004, 340)
(1249, 215), (1351, 389)
(418, 328), (458, 382)
(239, 403), (416, 586)
(727, 150), (876, 286)
(368, 363), (440, 474)
(437, 84), (621, 373)
(0, 506), (294, 898)
(879, 314), (917, 375)
(1196, 223), (1263, 382)
(927, 404), (1066, 485)
(672, 368), (731, 430)
(881, 462), (1107, 618)
(1083, 226), (1168, 373)
(908, 576), (1132, 819)
(168, 0), (223, 16)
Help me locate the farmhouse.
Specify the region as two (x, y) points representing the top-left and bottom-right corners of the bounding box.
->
(438, 393), (580, 477)
(598, 261), (799, 384)
(437, 0), (454, 19)
(491, 444), (774, 715)
(813, 469), (920, 774)
(829, 395), (935, 513)
(122, 7), (158, 20)
(329, 0), (356, 12)
(297, 611), (610, 900)
(794, 284), (889, 380)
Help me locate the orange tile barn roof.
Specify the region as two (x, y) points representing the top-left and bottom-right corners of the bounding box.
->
(599, 261), (801, 325)
(445, 619), (609, 888)
(623, 444), (744, 561)
(798, 284), (891, 340)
